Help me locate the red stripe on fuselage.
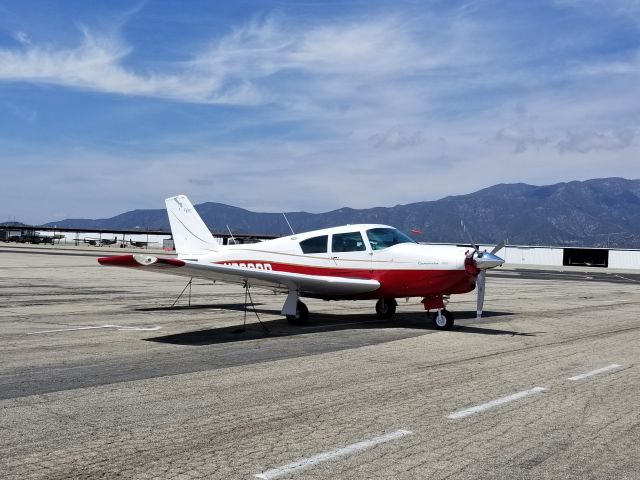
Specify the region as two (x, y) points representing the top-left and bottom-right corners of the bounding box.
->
(215, 260), (476, 298)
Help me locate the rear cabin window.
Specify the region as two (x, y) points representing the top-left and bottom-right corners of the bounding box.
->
(299, 235), (328, 254)
(332, 232), (367, 252)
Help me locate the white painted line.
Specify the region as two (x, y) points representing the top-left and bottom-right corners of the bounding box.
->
(254, 429), (413, 479)
(448, 387), (546, 420)
(114, 326), (163, 332)
(568, 364), (622, 381)
(27, 325), (162, 335)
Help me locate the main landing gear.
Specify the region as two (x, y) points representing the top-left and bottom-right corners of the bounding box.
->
(375, 298), (397, 319)
(286, 300), (309, 325)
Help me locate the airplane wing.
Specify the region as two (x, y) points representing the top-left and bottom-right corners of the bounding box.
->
(98, 254), (380, 297)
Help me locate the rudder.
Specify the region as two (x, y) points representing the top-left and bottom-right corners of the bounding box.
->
(165, 195), (218, 255)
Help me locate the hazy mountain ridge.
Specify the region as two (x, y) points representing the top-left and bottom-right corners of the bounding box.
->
(44, 178), (640, 248)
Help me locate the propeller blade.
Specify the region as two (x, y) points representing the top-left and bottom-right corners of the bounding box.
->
(476, 270), (486, 318)
(490, 240), (506, 255)
(460, 220), (478, 252)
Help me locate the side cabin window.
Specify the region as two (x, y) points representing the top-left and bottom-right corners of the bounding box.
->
(332, 231), (367, 252)
(300, 235), (328, 254)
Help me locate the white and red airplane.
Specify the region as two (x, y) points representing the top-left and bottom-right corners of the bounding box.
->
(99, 195), (504, 329)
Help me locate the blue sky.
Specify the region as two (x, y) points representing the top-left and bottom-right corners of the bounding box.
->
(1, 0), (639, 224)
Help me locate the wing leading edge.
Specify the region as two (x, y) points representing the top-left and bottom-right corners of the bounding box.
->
(98, 254), (380, 297)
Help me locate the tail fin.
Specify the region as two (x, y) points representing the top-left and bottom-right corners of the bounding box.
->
(165, 195), (218, 255)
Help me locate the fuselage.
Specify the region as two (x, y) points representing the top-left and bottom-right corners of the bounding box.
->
(179, 224), (478, 300)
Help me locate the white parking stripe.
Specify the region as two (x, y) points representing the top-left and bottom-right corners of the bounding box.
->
(448, 387), (546, 420)
(27, 325), (161, 335)
(568, 364), (622, 381)
(254, 430), (413, 479)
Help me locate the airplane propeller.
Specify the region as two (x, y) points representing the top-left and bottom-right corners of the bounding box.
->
(460, 221), (505, 318)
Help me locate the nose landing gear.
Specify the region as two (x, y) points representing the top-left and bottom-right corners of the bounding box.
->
(432, 309), (454, 330)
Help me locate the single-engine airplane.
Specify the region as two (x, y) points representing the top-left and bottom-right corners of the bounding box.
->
(83, 236), (118, 247)
(99, 195), (504, 329)
(124, 238), (159, 248)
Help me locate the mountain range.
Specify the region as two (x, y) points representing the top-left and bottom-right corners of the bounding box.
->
(44, 178), (640, 248)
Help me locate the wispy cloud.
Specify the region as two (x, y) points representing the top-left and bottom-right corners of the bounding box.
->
(0, 27), (233, 103)
(555, 0), (640, 20)
(369, 127), (425, 150)
(12, 31), (31, 46)
(0, 13), (492, 108)
(557, 129), (638, 153)
(496, 126), (551, 154)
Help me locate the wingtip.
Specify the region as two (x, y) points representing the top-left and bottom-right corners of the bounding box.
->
(98, 254), (138, 266)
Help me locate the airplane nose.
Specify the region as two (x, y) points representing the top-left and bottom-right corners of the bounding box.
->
(474, 252), (504, 270)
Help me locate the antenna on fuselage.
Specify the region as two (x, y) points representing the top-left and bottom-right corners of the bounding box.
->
(226, 225), (236, 245)
(283, 213), (295, 235)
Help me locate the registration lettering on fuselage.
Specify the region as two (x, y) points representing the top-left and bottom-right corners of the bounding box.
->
(223, 262), (273, 271)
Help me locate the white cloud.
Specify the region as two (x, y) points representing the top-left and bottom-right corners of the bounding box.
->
(0, 14), (493, 108)
(369, 127), (425, 150)
(496, 126), (551, 154)
(556, 129), (638, 153)
(0, 27), (232, 103)
(12, 31), (31, 46)
(572, 50), (640, 76)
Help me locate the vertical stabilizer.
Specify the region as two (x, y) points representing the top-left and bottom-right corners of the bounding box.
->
(165, 195), (218, 255)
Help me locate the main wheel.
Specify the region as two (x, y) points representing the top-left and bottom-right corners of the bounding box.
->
(432, 309), (454, 330)
(286, 300), (309, 325)
(375, 298), (397, 319)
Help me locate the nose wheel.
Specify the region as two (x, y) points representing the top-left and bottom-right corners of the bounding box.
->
(432, 309), (454, 330)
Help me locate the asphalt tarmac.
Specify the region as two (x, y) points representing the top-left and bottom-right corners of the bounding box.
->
(1, 245), (638, 479)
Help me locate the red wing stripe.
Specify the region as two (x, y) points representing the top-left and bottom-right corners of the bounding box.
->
(98, 254), (139, 266)
(98, 255), (185, 267)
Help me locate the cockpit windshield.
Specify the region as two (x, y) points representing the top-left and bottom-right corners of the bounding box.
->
(366, 228), (416, 251)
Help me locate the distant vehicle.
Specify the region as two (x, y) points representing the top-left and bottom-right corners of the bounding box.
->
(83, 237), (118, 247)
(100, 195), (504, 329)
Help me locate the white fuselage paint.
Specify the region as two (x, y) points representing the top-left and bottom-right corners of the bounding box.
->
(184, 224), (469, 273)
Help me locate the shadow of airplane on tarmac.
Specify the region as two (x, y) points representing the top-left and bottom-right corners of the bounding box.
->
(144, 308), (539, 347)
(136, 303), (278, 313)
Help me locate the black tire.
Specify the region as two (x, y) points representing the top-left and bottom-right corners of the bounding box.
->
(375, 298), (397, 319)
(432, 309), (454, 330)
(286, 301), (309, 325)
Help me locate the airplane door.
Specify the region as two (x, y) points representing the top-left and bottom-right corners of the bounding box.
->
(299, 234), (331, 265)
(330, 231), (371, 272)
